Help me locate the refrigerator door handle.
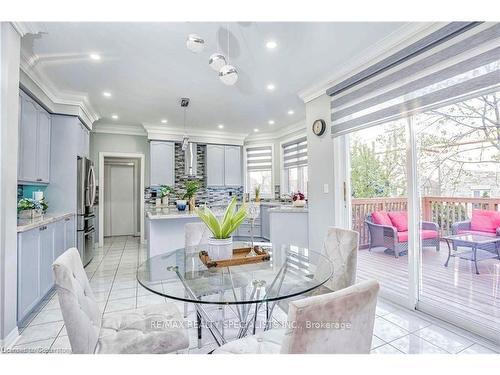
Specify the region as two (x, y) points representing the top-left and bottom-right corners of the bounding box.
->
(87, 164), (96, 208)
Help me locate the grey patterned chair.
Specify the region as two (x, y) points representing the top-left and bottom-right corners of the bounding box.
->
(365, 213), (440, 258)
(278, 227), (359, 313)
(213, 279), (380, 354)
(53, 248), (189, 354)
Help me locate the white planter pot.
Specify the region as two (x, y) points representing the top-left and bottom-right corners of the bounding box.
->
(162, 196), (169, 206)
(292, 199), (306, 207)
(155, 198), (162, 207)
(207, 237), (233, 260)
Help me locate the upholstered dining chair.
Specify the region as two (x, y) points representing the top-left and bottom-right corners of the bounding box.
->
(213, 279), (379, 354)
(279, 227), (359, 313)
(52, 248), (189, 354)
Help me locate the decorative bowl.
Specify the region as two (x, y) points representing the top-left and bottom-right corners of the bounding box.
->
(176, 200), (187, 211)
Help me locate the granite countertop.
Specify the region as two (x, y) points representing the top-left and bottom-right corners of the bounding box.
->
(145, 207), (225, 220)
(17, 212), (75, 233)
(269, 205), (308, 213)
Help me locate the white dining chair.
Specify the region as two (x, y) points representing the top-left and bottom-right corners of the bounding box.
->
(213, 279), (379, 354)
(279, 226), (359, 313)
(52, 248), (189, 354)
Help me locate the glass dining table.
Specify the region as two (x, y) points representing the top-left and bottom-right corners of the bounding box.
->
(136, 241), (334, 347)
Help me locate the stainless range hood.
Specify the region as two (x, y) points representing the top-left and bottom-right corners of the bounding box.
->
(184, 142), (198, 177)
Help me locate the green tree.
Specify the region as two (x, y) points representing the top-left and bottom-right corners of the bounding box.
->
(351, 141), (390, 198)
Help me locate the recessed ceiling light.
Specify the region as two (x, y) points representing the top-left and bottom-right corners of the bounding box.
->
(103, 91), (112, 97)
(90, 53), (101, 61)
(254, 128), (259, 132)
(287, 110), (294, 115)
(218, 124), (224, 129)
(161, 119), (167, 124)
(266, 83), (275, 91)
(266, 40), (277, 49)
(111, 114), (118, 120)
(268, 120), (275, 125)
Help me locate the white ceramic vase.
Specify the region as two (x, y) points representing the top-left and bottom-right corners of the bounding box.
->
(162, 196), (169, 206)
(292, 199), (306, 207)
(207, 237), (233, 260)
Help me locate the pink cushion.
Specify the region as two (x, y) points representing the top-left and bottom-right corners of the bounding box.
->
(470, 209), (500, 233)
(388, 211), (408, 232)
(371, 211), (393, 226)
(397, 230), (438, 243)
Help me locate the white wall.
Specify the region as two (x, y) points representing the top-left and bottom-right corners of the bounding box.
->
(90, 132), (150, 184)
(0, 22), (20, 345)
(306, 94), (336, 251)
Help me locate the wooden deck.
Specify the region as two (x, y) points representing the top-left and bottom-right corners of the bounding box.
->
(357, 243), (500, 332)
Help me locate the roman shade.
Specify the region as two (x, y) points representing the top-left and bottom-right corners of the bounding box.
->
(330, 22), (500, 137)
(283, 137), (307, 169)
(246, 146), (272, 171)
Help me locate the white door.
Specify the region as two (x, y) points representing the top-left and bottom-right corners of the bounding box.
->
(105, 164), (135, 236)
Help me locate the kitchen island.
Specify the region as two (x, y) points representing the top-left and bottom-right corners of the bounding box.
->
(269, 206), (309, 249)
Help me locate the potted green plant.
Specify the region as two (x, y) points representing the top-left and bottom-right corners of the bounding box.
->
(183, 180), (199, 211)
(18, 198), (48, 219)
(159, 185), (172, 206)
(196, 197), (247, 260)
(254, 184), (261, 202)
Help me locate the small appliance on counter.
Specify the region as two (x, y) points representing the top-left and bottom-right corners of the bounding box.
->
(77, 156), (96, 267)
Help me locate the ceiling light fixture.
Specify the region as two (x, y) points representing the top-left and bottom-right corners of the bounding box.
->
(265, 40), (277, 49)
(266, 83), (275, 91)
(111, 114), (118, 120)
(219, 24), (238, 86)
(287, 110), (294, 115)
(186, 34), (205, 53)
(268, 120), (275, 125)
(218, 124), (224, 129)
(103, 91), (112, 97)
(161, 119), (167, 124)
(90, 53), (101, 60)
(209, 53), (227, 71)
(254, 128), (259, 132)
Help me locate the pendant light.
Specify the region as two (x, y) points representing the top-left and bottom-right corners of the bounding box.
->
(181, 98), (189, 151)
(219, 24), (238, 86)
(186, 34), (205, 53)
(209, 53), (227, 71)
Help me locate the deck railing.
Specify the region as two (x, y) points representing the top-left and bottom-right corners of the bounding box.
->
(352, 196), (500, 248)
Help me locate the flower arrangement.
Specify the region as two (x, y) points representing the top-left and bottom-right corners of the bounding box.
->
(196, 197), (247, 240)
(18, 198), (48, 212)
(159, 185), (172, 198)
(292, 191), (306, 207)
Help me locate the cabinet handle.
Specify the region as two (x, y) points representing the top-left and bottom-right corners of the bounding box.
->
(39, 226), (46, 231)
(36, 178), (42, 182)
(65, 218), (70, 221)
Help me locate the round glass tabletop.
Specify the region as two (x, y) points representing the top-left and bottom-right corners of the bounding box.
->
(137, 241), (333, 306)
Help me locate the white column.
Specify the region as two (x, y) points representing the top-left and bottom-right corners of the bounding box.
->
(0, 22), (21, 346)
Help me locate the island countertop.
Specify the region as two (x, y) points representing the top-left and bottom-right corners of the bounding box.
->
(145, 206), (225, 220)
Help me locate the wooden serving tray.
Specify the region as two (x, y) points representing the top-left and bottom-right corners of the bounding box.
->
(199, 246), (270, 268)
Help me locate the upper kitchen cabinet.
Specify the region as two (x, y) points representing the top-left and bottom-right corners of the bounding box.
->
(207, 144), (225, 186)
(78, 122), (90, 158)
(18, 91), (51, 184)
(150, 141), (175, 186)
(207, 144), (242, 187)
(224, 145), (242, 186)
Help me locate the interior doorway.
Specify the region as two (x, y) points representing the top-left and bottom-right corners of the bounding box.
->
(104, 158), (139, 236)
(98, 152), (145, 247)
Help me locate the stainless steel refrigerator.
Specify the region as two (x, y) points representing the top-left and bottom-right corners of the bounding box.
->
(77, 156), (96, 267)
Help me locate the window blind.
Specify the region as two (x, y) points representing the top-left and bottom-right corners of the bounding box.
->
(246, 146), (272, 171)
(283, 137), (307, 169)
(330, 22), (500, 137)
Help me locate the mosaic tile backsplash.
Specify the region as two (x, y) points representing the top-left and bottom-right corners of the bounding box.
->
(147, 143), (243, 206)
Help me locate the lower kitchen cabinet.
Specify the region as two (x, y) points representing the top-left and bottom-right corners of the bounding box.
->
(17, 215), (75, 323)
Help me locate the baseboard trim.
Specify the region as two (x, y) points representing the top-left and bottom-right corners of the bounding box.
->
(0, 326), (20, 349)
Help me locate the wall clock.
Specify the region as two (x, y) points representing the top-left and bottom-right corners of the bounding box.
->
(312, 119), (326, 136)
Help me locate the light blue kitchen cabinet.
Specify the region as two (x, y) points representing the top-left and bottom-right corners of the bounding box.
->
(18, 92), (38, 182)
(54, 219), (66, 260)
(39, 224), (55, 297)
(150, 141), (175, 186)
(18, 90), (51, 184)
(17, 229), (40, 322)
(224, 145), (242, 186)
(207, 144), (225, 186)
(64, 215), (76, 250)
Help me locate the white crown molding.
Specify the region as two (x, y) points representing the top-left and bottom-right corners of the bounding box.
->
(10, 22), (41, 37)
(244, 120), (306, 143)
(92, 123), (147, 136)
(297, 22), (446, 103)
(143, 123), (248, 146)
(19, 37), (100, 128)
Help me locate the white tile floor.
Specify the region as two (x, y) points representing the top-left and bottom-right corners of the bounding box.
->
(10, 236), (500, 354)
